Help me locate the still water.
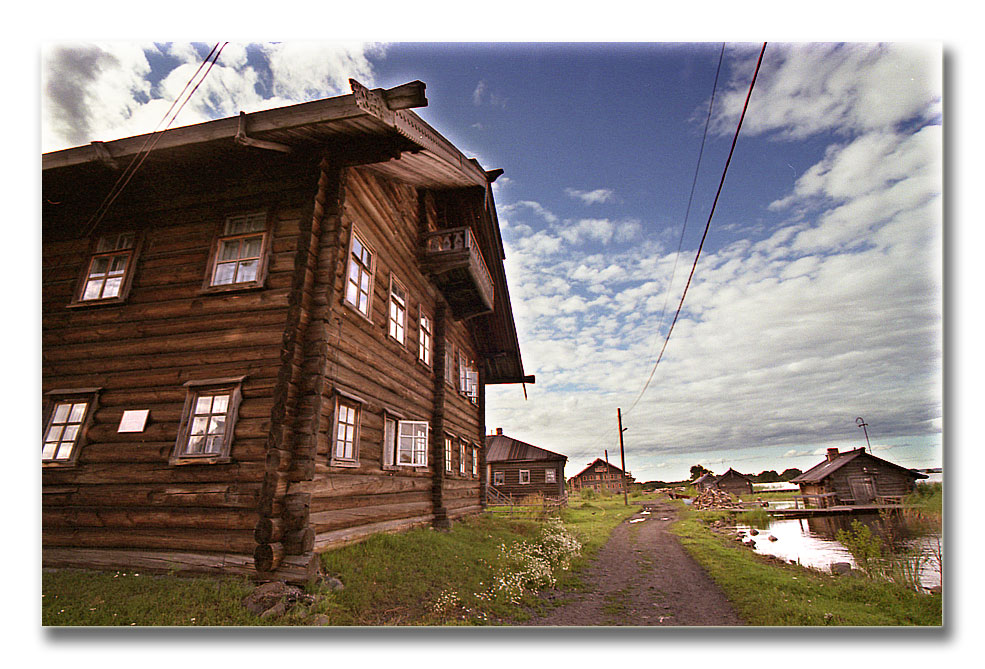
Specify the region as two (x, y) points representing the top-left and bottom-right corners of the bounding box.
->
(734, 511), (942, 591)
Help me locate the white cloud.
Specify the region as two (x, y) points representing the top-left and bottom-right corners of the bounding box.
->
(565, 187), (615, 205)
(712, 43), (941, 140)
(41, 41), (384, 152)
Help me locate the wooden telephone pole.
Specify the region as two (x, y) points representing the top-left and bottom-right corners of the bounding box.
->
(618, 408), (628, 506)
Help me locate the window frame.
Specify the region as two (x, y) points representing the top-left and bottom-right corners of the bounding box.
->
(343, 227), (376, 321)
(70, 232), (142, 307)
(458, 352), (478, 404)
(519, 469), (531, 485)
(444, 435), (453, 473)
(545, 469), (557, 484)
(396, 420), (429, 468)
(418, 308), (433, 368)
(201, 212), (272, 293)
(445, 345), (456, 388)
(387, 273), (408, 346)
(493, 470), (505, 486)
(42, 388), (100, 466)
(330, 394), (363, 468)
(472, 445), (479, 478)
(459, 441), (467, 475)
(171, 377), (245, 465)
(382, 414), (398, 471)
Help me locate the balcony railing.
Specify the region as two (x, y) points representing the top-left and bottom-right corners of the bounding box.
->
(422, 226), (495, 318)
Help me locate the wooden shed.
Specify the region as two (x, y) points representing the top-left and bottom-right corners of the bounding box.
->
(485, 428), (567, 500)
(790, 447), (928, 508)
(714, 468), (754, 496)
(692, 472), (718, 491)
(41, 80), (532, 583)
(567, 458), (634, 494)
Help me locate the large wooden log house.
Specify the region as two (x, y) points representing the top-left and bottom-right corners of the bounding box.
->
(567, 458), (634, 494)
(41, 80), (532, 583)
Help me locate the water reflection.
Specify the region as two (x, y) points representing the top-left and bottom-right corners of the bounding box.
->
(734, 511), (942, 590)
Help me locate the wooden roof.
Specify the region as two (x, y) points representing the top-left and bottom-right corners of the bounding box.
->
(570, 458), (628, 479)
(790, 448), (928, 484)
(41, 79), (530, 385)
(486, 433), (567, 463)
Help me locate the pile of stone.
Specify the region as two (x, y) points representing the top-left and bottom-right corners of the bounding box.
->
(692, 488), (744, 510)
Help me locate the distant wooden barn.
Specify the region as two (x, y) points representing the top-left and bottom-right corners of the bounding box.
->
(41, 80), (532, 583)
(692, 472), (718, 491)
(790, 447), (928, 508)
(485, 428), (567, 499)
(714, 468), (754, 496)
(568, 458), (634, 494)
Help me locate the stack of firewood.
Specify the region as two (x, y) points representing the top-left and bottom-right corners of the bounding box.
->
(692, 488), (744, 510)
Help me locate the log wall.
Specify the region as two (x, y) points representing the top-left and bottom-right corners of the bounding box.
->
(42, 151), (322, 577)
(489, 460), (567, 498)
(292, 166), (486, 552)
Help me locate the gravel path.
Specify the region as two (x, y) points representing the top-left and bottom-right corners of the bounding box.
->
(518, 499), (744, 626)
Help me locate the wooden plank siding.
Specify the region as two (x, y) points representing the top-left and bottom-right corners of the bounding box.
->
(489, 460), (566, 499)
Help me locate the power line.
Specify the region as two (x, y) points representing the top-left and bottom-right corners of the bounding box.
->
(627, 42), (726, 416)
(83, 42), (229, 237)
(629, 42), (767, 413)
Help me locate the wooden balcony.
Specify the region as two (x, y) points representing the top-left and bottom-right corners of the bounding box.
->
(421, 227), (495, 319)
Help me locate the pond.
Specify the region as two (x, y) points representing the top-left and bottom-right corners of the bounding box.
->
(733, 511), (942, 591)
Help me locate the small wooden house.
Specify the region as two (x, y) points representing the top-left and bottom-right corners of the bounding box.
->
(41, 80), (532, 583)
(485, 428), (567, 499)
(567, 458), (634, 494)
(714, 468), (754, 496)
(790, 447), (928, 508)
(692, 472), (718, 491)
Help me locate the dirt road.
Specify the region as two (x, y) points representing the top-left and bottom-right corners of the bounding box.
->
(518, 499), (744, 626)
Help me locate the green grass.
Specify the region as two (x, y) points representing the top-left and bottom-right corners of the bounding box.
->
(42, 497), (637, 626)
(670, 513), (943, 626)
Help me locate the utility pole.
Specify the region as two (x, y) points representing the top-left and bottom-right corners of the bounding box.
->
(856, 417), (871, 453)
(604, 449), (610, 494)
(618, 408), (628, 506)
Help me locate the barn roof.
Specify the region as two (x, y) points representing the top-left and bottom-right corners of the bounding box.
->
(42, 79), (530, 386)
(790, 448), (929, 484)
(486, 433), (567, 463)
(570, 458), (628, 479)
(693, 473), (718, 485)
(718, 468), (752, 481)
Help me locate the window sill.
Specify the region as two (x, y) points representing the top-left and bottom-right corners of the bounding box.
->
(42, 460), (78, 469)
(67, 297), (128, 309)
(170, 456), (232, 466)
(198, 282), (266, 296)
(342, 299), (375, 325)
(330, 459), (360, 468)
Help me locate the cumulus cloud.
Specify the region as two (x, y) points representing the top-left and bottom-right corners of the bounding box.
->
(711, 43), (941, 140)
(490, 45), (941, 482)
(565, 187), (615, 205)
(41, 41), (384, 152)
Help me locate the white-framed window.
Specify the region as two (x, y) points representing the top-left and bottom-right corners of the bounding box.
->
(209, 212), (269, 288)
(444, 436), (453, 472)
(397, 421), (429, 467)
(445, 346), (456, 387)
(388, 275), (407, 345)
(331, 396), (361, 466)
(459, 353), (478, 404)
(42, 389), (99, 464)
(546, 469), (557, 483)
(493, 471), (505, 486)
(345, 229), (374, 318)
(472, 446), (479, 477)
(459, 442), (466, 475)
(78, 232), (137, 302)
(383, 415), (397, 470)
(172, 377), (245, 463)
(419, 309), (433, 367)
(519, 470), (531, 485)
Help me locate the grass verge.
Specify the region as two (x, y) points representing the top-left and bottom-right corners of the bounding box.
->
(670, 510), (943, 626)
(41, 496), (637, 626)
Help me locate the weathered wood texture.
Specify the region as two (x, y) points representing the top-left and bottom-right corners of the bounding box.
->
(42, 152), (321, 574)
(489, 460), (566, 498)
(297, 166), (487, 551)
